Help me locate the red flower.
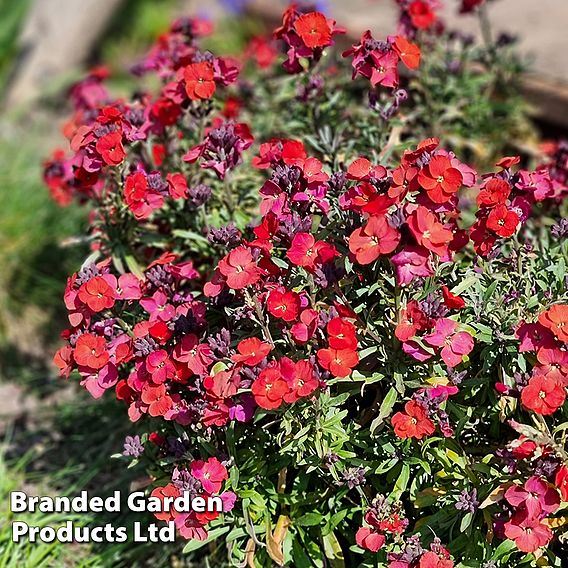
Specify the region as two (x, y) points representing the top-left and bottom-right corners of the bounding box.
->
(317, 347), (359, 378)
(218, 246), (261, 289)
(232, 337), (272, 366)
(327, 318), (358, 350)
(284, 358), (318, 403)
(184, 62), (216, 100)
(441, 285), (465, 309)
(395, 300), (430, 341)
(141, 384), (173, 417)
(348, 215), (400, 265)
(145, 349), (175, 384)
(486, 204), (519, 237)
(392, 400), (435, 439)
(419, 551), (454, 568)
(407, 206), (453, 257)
(355, 527), (385, 552)
(267, 289), (301, 322)
(251, 366), (290, 410)
(521, 374), (565, 415)
(460, 0), (485, 13)
(418, 156), (463, 203)
(555, 465), (568, 502)
(77, 276), (115, 312)
(504, 511), (552, 553)
(286, 232), (337, 271)
(293, 12), (332, 49)
(539, 304), (568, 342)
(408, 1), (436, 29)
(477, 178), (511, 207)
(74, 333), (109, 369)
(393, 36), (421, 70)
(151, 484), (180, 522)
(95, 131), (125, 166)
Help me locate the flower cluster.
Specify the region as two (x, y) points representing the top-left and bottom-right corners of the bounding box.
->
(45, 3), (568, 566)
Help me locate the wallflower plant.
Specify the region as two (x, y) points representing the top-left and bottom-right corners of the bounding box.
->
(44, 2), (568, 566)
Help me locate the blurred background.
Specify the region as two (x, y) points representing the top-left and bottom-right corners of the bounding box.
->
(0, 0), (566, 565)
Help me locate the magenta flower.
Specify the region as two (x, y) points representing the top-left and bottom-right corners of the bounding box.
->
(505, 476), (560, 517)
(424, 318), (474, 367)
(140, 290), (176, 322)
(190, 457), (228, 494)
(173, 334), (214, 376)
(391, 246), (433, 286)
(116, 273), (143, 300)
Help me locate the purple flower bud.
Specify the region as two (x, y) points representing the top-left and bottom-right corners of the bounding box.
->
(123, 435), (144, 458)
(188, 184), (212, 207)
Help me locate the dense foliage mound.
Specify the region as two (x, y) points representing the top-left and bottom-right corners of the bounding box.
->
(43, 1), (568, 566)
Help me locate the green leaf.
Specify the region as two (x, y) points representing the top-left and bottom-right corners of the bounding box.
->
(370, 387), (398, 435)
(182, 526), (229, 552)
(295, 512), (324, 526)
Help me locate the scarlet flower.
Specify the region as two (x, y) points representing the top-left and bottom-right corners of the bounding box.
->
(317, 347), (359, 378)
(74, 333), (109, 369)
(95, 131), (125, 166)
(283, 358), (318, 403)
(504, 511), (553, 553)
(251, 366), (290, 410)
(77, 276), (115, 312)
(141, 383), (173, 417)
(190, 457), (228, 493)
(441, 285), (465, 309)
(555, 465), (568, 502)
(218, 246), (261, 289)
(539, 304), (568, 342)
(286, 232), (337, 271)
(419, 551), (454, 568)
(293, 12), (332, 49)
(184, 62), (216, 100)
(204, 370), (241, 399)
(150, 484), (180, 522)
(232, 337), (272, 366)
(407, 206), (453, 257)
(521, 374), (565, 415)
(477, 178), (511, 208)
(267, 289), (301, 322)
(486, 204), (520, 237)
(395, 300), (430, 341)
(391, 400), (435, 439)
(53, 345), (73, 378)
(327, 318), (358, 350)
(418, 156), (463, 203)
(355, 527), (385, 552)
(393, 36), (421, 70)
(408, 0), (436, 29)
(348, 215), (400, 265)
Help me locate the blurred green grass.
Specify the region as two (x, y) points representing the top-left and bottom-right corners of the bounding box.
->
(0, 116), (86, 390)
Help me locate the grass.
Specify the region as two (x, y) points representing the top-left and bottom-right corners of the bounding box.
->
(0, 115), (86, 394)
(1, 393), (194, 567)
